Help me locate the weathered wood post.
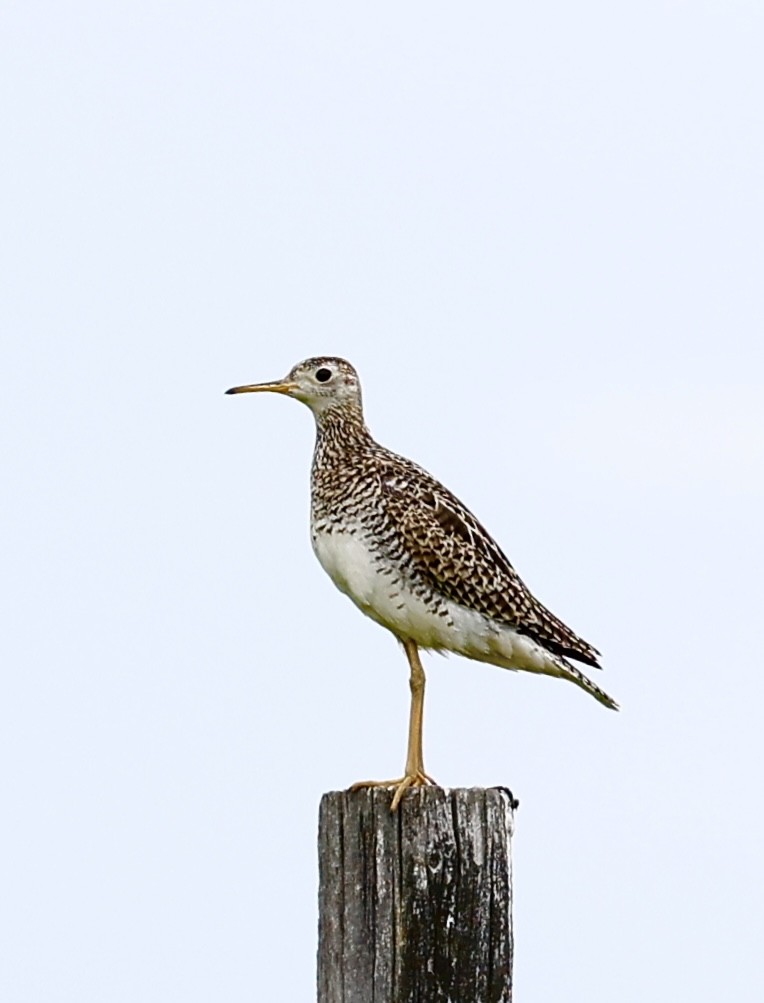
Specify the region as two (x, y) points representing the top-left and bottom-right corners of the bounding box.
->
(317, 786), (517, 1002)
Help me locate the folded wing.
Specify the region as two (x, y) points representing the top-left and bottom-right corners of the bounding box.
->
(381, 461), (601, 669)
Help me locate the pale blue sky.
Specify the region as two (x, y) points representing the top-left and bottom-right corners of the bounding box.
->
(2, 3), (763, 1000)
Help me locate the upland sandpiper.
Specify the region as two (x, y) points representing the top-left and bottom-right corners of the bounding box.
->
(227, 357), (617, 809)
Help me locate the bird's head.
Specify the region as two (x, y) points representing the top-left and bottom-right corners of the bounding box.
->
(226, 357), (362, 417)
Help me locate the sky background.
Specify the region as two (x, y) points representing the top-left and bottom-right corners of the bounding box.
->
(2, 2), (763, 1000)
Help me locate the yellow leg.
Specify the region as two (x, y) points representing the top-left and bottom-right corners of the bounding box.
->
(403, 639), (427, 777)
(350, 640), (437, 811)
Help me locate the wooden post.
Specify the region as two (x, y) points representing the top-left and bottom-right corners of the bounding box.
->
(317, 786), (517, 1003)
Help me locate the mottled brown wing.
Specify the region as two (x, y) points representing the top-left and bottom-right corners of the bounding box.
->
(381, 460), (601, 668)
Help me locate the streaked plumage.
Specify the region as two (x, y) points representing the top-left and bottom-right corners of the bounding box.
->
(227, 356), (617, 808)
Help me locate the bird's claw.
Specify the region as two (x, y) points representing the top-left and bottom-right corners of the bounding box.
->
(350, 771), (438, 811)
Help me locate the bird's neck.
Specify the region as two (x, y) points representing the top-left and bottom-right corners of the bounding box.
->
(312, 403), (374, 465)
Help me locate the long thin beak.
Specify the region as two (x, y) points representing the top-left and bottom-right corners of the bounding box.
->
(225, 380), (297, 396)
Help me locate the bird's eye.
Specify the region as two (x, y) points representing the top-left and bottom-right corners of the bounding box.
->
(315, 368), (332, 383)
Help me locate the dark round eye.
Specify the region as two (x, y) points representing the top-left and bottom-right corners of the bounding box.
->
(315, 367), (332, 383)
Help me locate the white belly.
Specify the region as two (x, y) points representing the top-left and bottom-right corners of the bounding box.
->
(311, 529), (384, 611)
(310, 528), (560, 675)
(311, 528), (446, 643)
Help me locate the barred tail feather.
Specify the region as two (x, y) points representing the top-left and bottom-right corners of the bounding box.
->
(561, 662), (619, 710)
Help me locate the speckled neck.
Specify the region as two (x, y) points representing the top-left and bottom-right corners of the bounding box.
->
(313, 401), (373, 458)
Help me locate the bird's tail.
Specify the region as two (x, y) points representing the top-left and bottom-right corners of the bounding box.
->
(560, 661), (619, 710)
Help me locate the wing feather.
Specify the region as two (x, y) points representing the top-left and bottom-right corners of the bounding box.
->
(380, 459), (601, 668)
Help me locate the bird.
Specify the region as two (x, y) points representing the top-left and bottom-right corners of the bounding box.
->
(227, 357), (617, 810)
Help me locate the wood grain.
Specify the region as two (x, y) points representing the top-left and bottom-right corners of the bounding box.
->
(317, 787), (517, 1003)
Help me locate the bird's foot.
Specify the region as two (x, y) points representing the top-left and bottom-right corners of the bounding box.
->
(350, 771), (438, 812)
